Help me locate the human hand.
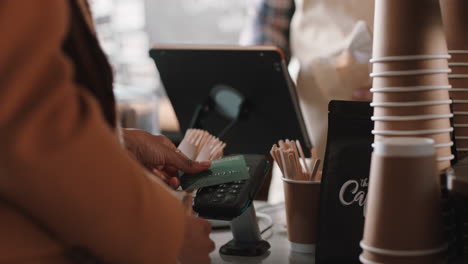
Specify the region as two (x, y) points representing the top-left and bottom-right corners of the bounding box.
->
(178, 216), (215, 264)
(122, 129), (211, 188)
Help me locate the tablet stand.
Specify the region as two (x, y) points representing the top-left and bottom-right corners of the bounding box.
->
(219, 204), (270, 256)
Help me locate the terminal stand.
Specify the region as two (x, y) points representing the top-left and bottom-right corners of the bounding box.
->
(220, 204), (270, 256)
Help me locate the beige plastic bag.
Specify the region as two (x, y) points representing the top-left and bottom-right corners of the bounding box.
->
(291, 0), (374, 164)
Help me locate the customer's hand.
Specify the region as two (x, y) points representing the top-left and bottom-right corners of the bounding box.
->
(178, 216), (215, 264)
(122, 129), (211, 188)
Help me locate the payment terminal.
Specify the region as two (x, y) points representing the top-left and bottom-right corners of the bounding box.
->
(181, 154), (272, 256)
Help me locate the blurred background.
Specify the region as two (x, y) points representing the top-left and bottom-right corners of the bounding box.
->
(90, 0), (248, 136)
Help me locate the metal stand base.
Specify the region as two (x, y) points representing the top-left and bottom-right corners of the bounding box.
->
(219, 204), (271, 256)
(220, 239), (270, 256)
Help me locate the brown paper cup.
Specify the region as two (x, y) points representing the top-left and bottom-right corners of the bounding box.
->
(363, 138), (445, 251)
(372, 88), (450, 103)
(374, 134), (453, 171)
(440, 0), (468, 51)
(438, 160), (452, 172)
(373, 118), (451, 131)
(450, 53), (468, 62)
(454, 126), (468, 136)
(453, 103), (468, 112)
(373, 103), (451, 116)
(372, 74), (450, 89)
(436, 146), (453, 160)
(282, 178), (320, 253)
(361, 250), (446, 264)
(450, 91), (468, 101)
(450, 66), (468, 75)
(454, 114), (468, 123)
(373, 0), (448, 57)
(456, 138), (468, 148)
(448, 77), (468, 88)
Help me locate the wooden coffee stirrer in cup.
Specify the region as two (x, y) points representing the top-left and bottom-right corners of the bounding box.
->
(270, 139), (321, 181)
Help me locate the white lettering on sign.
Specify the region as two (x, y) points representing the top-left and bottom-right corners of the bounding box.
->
(338, 179), (368, 217)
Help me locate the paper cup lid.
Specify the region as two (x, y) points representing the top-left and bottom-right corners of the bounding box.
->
(374, 137), (435, 157)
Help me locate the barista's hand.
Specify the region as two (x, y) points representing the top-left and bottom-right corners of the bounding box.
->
(122, 129), (211, 188)
(178, 216), (215, 264)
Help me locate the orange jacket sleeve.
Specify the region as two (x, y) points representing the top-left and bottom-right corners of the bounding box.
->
(0, 1), (185, 263)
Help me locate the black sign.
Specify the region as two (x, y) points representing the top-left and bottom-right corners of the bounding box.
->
(315, 101), (373, 264)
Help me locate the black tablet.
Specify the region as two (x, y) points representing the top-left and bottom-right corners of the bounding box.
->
(150, 45), (311, 156)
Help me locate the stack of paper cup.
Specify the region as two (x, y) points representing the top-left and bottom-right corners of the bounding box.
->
(440, 0), (468, 159)
(360, 138), (447, 264)
(371, 0), (454, 171)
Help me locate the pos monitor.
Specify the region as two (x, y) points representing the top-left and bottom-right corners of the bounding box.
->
(149, 45), (311, 156)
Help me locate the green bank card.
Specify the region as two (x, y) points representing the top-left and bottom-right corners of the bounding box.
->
(181, 155), (249, 190)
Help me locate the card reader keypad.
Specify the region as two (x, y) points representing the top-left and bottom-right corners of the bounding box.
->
(205, 180), (247, 204)
(193, 155), (271, 220)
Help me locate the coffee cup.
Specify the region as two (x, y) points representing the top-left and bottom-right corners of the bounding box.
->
(362, 137), (446, 256)
(282, 178), (320, 253)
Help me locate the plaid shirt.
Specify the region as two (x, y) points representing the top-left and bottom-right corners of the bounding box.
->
(240, 0), (295, 60)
